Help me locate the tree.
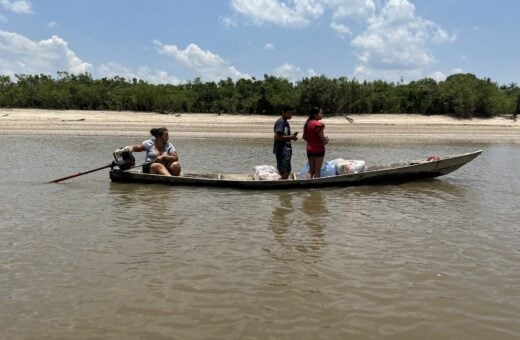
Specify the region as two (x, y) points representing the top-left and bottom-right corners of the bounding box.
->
(217, 78), (237, 113)
(0, 71), (514, 118)
(235, 78), (261, 114)
(296, 75), (340, 114)
(0, 75), (13, 107)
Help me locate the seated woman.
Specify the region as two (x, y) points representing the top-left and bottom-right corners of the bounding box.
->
(121, 127), (181, 176)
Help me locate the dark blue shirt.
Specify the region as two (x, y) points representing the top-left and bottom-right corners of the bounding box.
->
(273, 117), (292, 154)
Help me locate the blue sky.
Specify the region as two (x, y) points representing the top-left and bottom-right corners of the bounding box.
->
(1, 0), (519, 85)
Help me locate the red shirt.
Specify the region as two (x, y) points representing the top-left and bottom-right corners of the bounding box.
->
(304, 119), (325, 153)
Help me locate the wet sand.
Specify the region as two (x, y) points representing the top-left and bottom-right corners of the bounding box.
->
(1, 108), (518, 143)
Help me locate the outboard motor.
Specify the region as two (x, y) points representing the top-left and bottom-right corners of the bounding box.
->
(112, 148), (135, 170)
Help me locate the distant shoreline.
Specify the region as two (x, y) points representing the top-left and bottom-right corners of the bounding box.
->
(1, 108), (519, 143)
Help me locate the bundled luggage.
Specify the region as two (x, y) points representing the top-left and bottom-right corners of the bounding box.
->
(253, 165), (282, 181)
(298, 158), (366, 179)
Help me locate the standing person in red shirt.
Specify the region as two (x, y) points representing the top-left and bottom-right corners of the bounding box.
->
(302, 107), (329, 178)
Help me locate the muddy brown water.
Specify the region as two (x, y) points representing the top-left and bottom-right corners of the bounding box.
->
(1, 136), (519, 339)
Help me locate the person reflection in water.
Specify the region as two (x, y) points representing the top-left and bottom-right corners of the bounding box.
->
(269, 192), (327, 254)
(270, 193), (294, 244)
(300, 191), (327, 252)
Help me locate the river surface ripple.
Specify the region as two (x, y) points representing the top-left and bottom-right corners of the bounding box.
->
(1, 136), (519, 339)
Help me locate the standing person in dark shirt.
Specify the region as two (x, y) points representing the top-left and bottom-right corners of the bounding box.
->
(273, 105), (298, 179)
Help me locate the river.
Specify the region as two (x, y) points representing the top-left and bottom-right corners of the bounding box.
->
(1, 135), (519, 339)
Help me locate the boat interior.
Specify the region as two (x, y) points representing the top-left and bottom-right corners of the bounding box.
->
(128, 159), (428, 181)
(183, 173), (254, 181)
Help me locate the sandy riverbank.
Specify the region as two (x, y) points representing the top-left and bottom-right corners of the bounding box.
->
(0, 108), (518, 143)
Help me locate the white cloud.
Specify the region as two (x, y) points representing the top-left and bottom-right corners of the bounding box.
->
(97, 62), (181, 84)
(0, 32), (189, 85)
(451, 68), (463, 75)
(327, 0), (376, 20)
(273, 63), (299, 79)
(427, 69), (463, 82)
(432, 26), (455, 44)
(219, 16), (237, 28)
(0, 31), (92, 77)
(47, 21), (58, 29)
(351, 0), (454, 82)
(136, 66), (181, 84)
(230, 0), (375, 27)
(330, 21), (351, 39)
(272, 62), (316, 82)
(306, 68), (317, 77)
(264, 42), (275, 50)
(230, 0), (324, 27)
(1, 0), (32, 14)
(429, 71), (446, 82)
(353, 64), (422, 83)
(97, 62), (131, 79)
(229, 0), (453, 82)
(154, 40), (250, 81)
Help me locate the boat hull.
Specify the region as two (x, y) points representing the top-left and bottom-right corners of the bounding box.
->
(110, 150), (482, 189)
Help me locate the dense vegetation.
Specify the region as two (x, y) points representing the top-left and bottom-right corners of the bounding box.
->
(1, 72), (519, 118)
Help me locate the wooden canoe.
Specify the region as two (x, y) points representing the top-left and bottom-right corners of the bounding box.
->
(109, 150), (482, 189)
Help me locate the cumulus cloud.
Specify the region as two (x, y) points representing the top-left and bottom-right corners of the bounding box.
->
(351, 0), (455, 81)
(429, 71), (446, 82)
(273, 62), (316, 82)
(327, 0), (377, 39)
(230, 0), (375, 27)
(330, 21), (351, 39)
(327, 0), (376, 20)
(219, 16), (237, 28)
(154, 40), (250, 81)
(264, 42), (275, 50)
(0, 31), (182, 84)
(273, 63), (299, 79)
(1, 0), (32, 14)
(450, 68), (463, 75)
(230, 0), (324, 27)
(0, 31), (92, 77)
(97, 62), (181, 84)
(229, 0), (453, 82)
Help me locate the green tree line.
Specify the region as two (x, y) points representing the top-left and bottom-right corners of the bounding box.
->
(1, 72), (519, 118)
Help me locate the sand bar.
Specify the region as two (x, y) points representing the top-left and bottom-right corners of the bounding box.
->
(1, 108), (518, 143)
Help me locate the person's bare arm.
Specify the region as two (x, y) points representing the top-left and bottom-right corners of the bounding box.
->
(157, 150), (179, 163)
(274, 132), (298, 141)
(128, 143), (144, 152)
(318, 127), (329, 145)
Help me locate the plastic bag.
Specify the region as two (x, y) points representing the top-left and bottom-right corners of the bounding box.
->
(253, 165), (281, 181)
(299, 162), (310, 179)
(298, 158), (345, 179)
(336, 160), (366, 174)
(321, 160), (338, 177)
